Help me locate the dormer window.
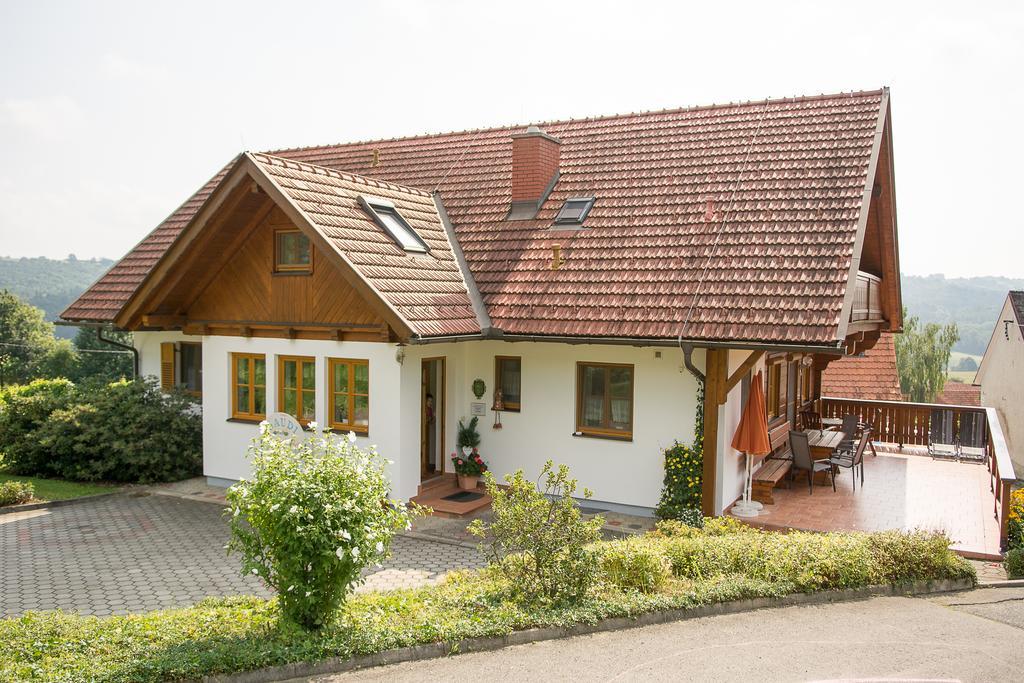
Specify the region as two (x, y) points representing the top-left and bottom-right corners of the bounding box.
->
(275, 229), (312, 272)
(555, 197), (595, 225)
(359, 196), (429, 253)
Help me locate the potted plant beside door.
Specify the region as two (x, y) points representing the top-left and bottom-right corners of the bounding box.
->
(453, 417), (486, 490)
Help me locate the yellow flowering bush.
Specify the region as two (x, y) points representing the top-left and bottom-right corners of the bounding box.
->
(1008, 488), (1024, 550)
(655, 382), (703, 523)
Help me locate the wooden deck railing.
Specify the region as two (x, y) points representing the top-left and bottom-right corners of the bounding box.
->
(821, 396), (1018, 550)
(850, 271), (883, 322)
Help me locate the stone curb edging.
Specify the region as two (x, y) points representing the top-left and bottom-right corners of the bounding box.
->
(0, 490), (121, 515)
(976, 579), (1024, 588)
(200, 577), (974, 683)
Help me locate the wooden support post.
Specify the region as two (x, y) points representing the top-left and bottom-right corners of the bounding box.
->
(701, 348), (728, 517)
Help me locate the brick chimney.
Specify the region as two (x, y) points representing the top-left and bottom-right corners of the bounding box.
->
(509, 125), (560, 220)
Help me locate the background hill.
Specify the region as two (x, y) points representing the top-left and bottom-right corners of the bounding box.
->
(901, 274), (1024, 357)
(0, 256), (113, 338)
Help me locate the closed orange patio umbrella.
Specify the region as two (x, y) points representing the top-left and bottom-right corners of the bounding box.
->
(731, 370), (772, 517)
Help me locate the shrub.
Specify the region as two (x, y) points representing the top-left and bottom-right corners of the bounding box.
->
(596, 537), (670, 593)
(468, 461), (603, 603)
(1005, 548), (1024, 579)
(1007, 488), (1024, 551)
(701, 516), (756, 536)
(0, 378), (76, 476)
(656, 382), (704, 521)
(226, 426), (419, 629)
(35, 378), (201, 483)
(663, 529), (973, 590)
(651, 518), (703, 539)
(0, 480), (33, 506)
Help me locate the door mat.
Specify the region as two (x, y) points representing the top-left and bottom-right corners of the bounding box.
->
(441, 491), (484, 503)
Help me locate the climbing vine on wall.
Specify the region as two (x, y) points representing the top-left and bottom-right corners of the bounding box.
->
(655, 380), (704, 524)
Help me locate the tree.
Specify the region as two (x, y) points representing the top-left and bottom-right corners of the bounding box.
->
(894, 308), (960, 403)
(955, 356), (978, 372)
(72, 327), (133, 382)
(0, 290), (77, 386)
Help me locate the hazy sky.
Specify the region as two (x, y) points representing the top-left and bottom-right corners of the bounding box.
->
(1, 1), (1021, 277)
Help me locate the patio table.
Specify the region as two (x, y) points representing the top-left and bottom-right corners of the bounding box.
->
(805, 429), (845, 484)
(821, 417), (843, 429)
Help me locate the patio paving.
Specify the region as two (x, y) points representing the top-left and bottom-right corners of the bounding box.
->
(729, 451), (1002, 558)
(1, 493), (482, 618)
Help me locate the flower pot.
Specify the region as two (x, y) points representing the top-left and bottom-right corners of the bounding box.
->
(457, 474), (479, 491)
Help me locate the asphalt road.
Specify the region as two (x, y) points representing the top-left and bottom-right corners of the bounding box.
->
(300, 587), (1024, 683)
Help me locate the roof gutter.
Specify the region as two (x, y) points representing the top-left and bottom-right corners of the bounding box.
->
(431, 192), (497, 336)
(408, 329), (846, 355)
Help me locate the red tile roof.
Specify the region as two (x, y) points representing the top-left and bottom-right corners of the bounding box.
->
(251, 153), (479, 337)
(935, 380), (981, 407)
(821, 332), (903, 401)
(65, 89), (889, 344)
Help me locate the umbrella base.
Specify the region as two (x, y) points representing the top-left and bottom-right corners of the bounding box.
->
(732, 501), (760, 517)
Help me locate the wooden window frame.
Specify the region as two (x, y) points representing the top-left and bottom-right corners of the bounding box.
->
(766, 357), (786, 425)
(273, 228), (313, 273)
(798, 362), (814, 408)
(494, 356), (522, 412)
(277, 355), (316, 425)
(328, 358), (369, 435)
(231, 352), (266, 421)
(575, 361), (634, 440)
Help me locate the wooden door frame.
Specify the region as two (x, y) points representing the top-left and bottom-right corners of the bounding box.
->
(420, 356), (446, 481)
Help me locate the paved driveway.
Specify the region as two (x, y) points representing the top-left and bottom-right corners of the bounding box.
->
(309, 588), (1024, 682)
(1, 493), (482, 617)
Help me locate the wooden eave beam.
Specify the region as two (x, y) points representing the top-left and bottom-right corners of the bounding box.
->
(724, 350), (764, 395)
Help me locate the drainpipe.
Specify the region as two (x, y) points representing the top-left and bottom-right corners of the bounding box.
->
(680, 343), (705, 384)
(97, 328), (139, 379)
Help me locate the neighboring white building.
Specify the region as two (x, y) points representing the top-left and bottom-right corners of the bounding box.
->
(974, 291), (1024, 475)
(63, 90), (903, 516)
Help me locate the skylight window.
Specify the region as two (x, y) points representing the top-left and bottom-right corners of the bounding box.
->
(359, 196), (429, 253)
(555, 197), (595, 225)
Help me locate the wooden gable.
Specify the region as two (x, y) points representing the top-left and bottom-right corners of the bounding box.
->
(134, 176), (393, 342)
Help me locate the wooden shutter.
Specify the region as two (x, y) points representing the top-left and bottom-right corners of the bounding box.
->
(160, 342), (176, 391)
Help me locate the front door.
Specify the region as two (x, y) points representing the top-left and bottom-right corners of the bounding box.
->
(420, 357), (445, 481)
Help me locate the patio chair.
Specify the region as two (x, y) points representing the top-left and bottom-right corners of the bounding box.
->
(830, 428), (869, 491)
(789, 430), (834, 494)
(800, 410), (822, 431)
(860, 408), (881, 457)
(958, 412), (988, 464)
(928, 409), (957, 460)
(838, 413), (860, 450)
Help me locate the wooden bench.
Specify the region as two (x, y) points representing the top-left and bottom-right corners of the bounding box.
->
(751, 423), (793, 505)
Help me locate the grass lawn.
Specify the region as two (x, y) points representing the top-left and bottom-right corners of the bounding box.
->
(0, 473), (116, 504)
(946, 370), (978, 384)
(0, 526), (975, 682)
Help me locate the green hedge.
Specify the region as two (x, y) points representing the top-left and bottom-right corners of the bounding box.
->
(0, 378), (200, 484)
(0, 527), (974, 682)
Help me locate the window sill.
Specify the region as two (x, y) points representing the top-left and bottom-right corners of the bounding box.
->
(328, 427), (369, 437)
(272, 270), (313, 277)
(572, 430), (633, 442)
(227, 417), (265, 425)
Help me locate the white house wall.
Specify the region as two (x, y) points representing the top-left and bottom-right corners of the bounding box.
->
(718, 349), (762, 512)
(403, 340), (702, 513)
(135, 333), (703, 513)
(976, 297), (1024, 475)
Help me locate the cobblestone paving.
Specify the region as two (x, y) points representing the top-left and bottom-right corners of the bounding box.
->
(1, 494), (482, 617)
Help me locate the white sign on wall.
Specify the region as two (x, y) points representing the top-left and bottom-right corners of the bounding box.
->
(470, 402), (487, 417)
(267, 412), (304, 440)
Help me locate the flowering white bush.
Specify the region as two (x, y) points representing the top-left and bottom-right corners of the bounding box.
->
(226, 423), (419, 629)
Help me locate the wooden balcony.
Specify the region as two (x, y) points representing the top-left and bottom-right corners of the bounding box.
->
(821, 397), (1018, 553)
(850, 271), (884, 323)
